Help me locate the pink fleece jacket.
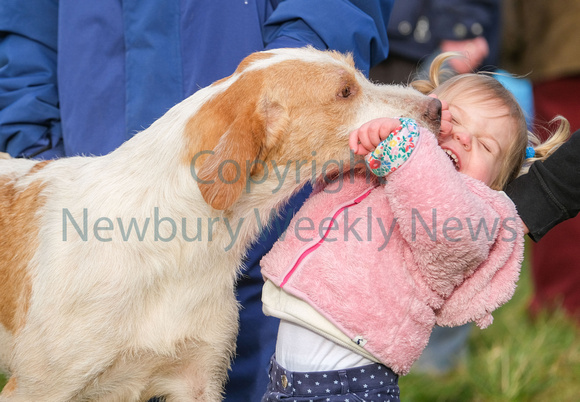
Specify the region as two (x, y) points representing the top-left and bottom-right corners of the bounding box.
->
(260, 126), (524, 375)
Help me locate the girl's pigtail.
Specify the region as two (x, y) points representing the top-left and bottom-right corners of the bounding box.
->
(521, 116), (571, 174)
(411, 52), (460, 95)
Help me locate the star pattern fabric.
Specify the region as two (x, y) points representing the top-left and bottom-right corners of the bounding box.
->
(262, 356), (400, 401)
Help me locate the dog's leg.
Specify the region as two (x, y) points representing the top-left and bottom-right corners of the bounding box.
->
(0, 370), (100, 401)
(1, 360), (148, 402)
(145, 343), (232, 402)
(73, 357), (154, 402)
(0, 377), (56, 402)
(139, 314), (238, 402)
(4, 334), (126, 402)
(0, 377), (17, 401)
(0, 376), (60, 402)
(136, 282), (240, 402)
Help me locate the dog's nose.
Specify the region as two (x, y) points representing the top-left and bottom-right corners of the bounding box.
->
(424, 97), (442, 124)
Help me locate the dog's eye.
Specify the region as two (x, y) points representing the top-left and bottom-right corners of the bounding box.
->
(339, 85), (351, 98)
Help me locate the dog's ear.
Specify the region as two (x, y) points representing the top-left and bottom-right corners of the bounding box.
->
(194, 91), (288, 211)
(196, 103), (265, 210)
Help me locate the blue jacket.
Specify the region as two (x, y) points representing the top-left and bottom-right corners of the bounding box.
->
(0, 0), (393, 158)
(0, 1), (394, 400)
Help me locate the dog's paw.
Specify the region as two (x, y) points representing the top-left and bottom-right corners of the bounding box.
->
(0, 152), (11, 159)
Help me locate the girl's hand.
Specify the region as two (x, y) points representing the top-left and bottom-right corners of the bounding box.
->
(429, 94), (453, 138)
(349, 117), (401, 155)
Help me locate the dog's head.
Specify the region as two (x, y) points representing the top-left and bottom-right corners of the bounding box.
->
(185, 47), (440, 210)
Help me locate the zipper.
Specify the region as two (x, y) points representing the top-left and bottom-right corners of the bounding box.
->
(280, 187), (375, 288)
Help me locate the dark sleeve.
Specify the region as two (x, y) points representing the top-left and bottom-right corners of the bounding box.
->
(505, 130), (580, 242)
(386, 0), (501, 66)
(430, 0), (499, 41)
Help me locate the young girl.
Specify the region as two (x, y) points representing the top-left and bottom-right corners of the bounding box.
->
(259, 54), (570, 402)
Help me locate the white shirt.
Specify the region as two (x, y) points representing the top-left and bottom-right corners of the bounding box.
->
(275, 320), (374, 372)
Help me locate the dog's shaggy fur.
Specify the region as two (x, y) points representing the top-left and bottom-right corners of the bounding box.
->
(0, 47), (440, 401)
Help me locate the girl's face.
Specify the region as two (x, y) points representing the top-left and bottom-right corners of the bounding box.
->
(437, 96), (515, 187)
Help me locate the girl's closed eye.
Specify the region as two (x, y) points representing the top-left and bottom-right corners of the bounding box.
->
(480, 140), (491, 152)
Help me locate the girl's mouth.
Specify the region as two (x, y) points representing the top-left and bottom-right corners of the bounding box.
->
(444, 149), (460, 170)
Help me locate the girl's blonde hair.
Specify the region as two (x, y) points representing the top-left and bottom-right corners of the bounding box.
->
(411, 53), (570, 190)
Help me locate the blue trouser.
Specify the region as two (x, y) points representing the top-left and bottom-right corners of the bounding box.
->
(262, 355), (400, 402)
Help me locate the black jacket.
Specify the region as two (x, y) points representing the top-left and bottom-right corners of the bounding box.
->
(506, 130), (580, 241)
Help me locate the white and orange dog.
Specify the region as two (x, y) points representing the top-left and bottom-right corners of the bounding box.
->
(0, 48), (440, 401)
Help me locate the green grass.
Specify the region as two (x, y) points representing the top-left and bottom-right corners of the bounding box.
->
(1, 246), (578, 400)
(400, 248), (580, 401)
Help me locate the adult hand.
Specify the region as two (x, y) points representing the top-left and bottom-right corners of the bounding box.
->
(440, 36), (489, 73)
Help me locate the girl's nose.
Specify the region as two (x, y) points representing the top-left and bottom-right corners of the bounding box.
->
(454, 131), (472, 150)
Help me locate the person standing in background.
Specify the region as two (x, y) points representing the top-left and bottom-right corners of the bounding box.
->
(0, 1), (395, 400)
(501, 0), (580, 322)
(369, 0), (500, 84)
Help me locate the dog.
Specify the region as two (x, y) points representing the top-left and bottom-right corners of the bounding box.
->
(0, 47), (441, 401)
